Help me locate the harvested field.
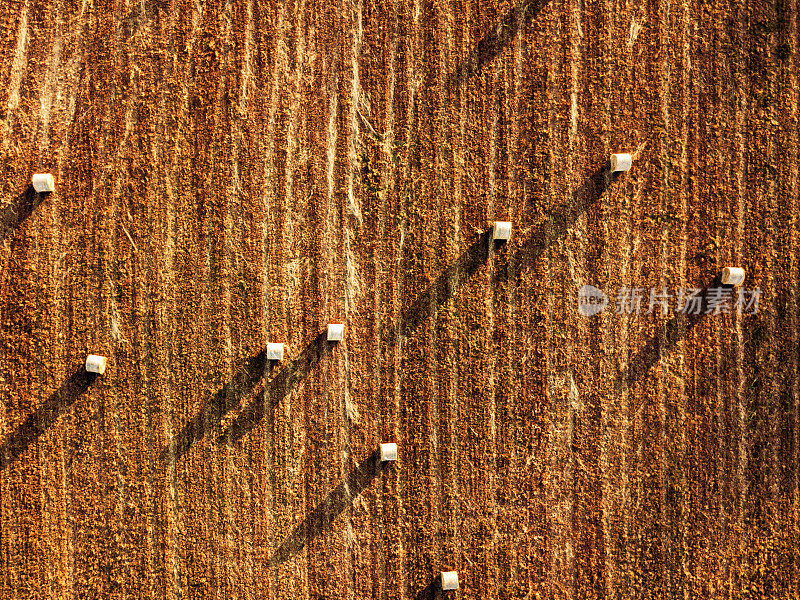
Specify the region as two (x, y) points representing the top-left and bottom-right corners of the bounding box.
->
(1, 0), (799, 598)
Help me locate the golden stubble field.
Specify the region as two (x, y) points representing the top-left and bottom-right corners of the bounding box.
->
(1, 0), (798, 598)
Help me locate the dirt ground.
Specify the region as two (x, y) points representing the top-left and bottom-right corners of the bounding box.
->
(1, 0), (798, 598)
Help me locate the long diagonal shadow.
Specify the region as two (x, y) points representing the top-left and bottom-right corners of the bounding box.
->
(162, 348), (273, 463)
(164, 333), (328, 462)
(617, 273), (732, 395)
(219, 332), (327, 445)
(398, 230), (491, 341)
(447, 0), (552, 89)
(1, 185), (48, 242)
(394, 162), (619, 348)
(167, 161), (619, 462)
(1, 368), (98, 470)
(268, 449), (385, 565)
(413, 577), (443, 600)
(518, 162), (620, 264)
(264, 162), (621, 561)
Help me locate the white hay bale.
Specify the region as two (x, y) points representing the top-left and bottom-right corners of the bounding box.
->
(267, 343), (284, 361)
(85, 354), (107, 375)
(610, 153), (632, 172)
(32, 173), (55, 193)
(380, 443), (397, 462)
(327, 324), (344, 342)
(493, 221), (511, 241)
(721, 267), (745, 286)
(441, 571), (459, 590)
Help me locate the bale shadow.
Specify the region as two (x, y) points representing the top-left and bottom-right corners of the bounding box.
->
(165, 332), (330, 462)
(618, 273), (731, 391)
(384, 161), (619, 353)
(447, 0), (552, 89)
(0, 368), (98, 470)
(218, 332), (328, 445)
(398, 230), (492, 341)
(516, 161), (620, 265)
(413, 576), (443, 600)
(268, 449), (385, 565)
(161, 347), (275, 463)
(169, 160), (619, 457)
(0, 185), (48, 242)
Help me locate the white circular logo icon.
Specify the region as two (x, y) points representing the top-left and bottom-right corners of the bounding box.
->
(578, 284), (608, 316)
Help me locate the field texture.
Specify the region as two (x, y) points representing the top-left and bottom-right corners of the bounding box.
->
(1, 0), (799, 598)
